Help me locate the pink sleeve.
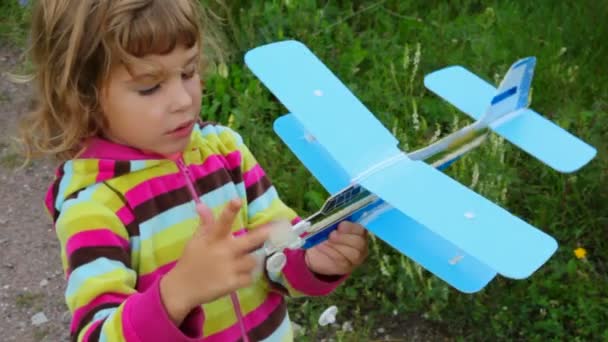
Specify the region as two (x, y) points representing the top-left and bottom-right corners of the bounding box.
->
(123, 279), (204, 341)
(278, 248), (348, 296)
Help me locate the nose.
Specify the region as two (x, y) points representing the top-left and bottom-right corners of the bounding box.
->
(169, 78), (193, 113)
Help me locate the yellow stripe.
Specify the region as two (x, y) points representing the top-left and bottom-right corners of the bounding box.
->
(138, 218), (197, 274)
(56, 200), (129, 244)
(108, 162), (177, 194)
(99, 304), (127, 342)
(67, 268), (136, 311)
(249, 197), (298, 228)
(202, 296), (236, 335)
(66, 160), (100, 198)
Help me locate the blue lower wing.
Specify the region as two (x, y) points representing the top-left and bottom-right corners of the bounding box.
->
(424, 66), (596, 173)
(274, 113), (350, 195)
(360, 159), (558, 279)
(362, 207), (496, 293)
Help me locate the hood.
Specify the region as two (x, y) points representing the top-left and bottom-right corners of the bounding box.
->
(44, 137), (169, 222)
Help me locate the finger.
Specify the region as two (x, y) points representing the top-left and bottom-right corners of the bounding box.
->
(329, 230), (367, 252)
(315, 243), (352, 269)
(195, 203), (215, 236)
(337, 221), (367, 236)
(324, 239), (364, 265)
(234, 254), (258, 273)
(235, 273), (254, 289)
(210, 199), (242, 240)
(223, 272), (254, 293)
(233, 227), (271, 254)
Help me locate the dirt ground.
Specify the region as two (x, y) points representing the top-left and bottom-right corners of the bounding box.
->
(0, 44), (69, 341)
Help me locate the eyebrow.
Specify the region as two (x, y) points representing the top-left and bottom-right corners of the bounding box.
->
(128, 53), (199, 84)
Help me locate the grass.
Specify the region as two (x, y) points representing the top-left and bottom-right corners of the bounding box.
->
(3, 0), (607, 340)
(15, 291), (44, 309)
(0, 0), (29, 47)
(201, 1), (608, 340)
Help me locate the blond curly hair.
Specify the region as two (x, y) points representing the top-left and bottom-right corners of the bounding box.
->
(20, 0), (221, 162)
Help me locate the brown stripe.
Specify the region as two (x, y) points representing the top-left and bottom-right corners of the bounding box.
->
(194, 165), (241, 196)
(113, 161), (131, 177)
(64, 190), (80, 203)
(125, 221), (140, 236)
(101, 182), (139, 236)
(229, 165), (243, 184)
(87, 323), (103, 342)
(50, 163), (65, 221)
(69, 246), (131, 271)
(133, 184), (192, 223)
(198, 120), (215, 129)
(245, 175), (272, 204)
(50, 180), (62, 221)
(262, 269), (290, 297)
(133, 167), (235, 223)
(72, 302), (119, 342)
(247, 298), (288, 341)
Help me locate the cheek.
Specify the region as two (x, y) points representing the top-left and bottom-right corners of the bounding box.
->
(186, 77), (202, 106)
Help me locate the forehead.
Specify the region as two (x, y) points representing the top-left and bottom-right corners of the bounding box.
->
(113, 44), (200, 82)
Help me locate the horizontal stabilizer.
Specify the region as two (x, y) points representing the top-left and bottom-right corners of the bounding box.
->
(424, 65), (596, 172)
(491, 109), (597, 173)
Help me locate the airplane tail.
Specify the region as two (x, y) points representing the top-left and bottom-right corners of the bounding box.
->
(478, 57), (536, 125)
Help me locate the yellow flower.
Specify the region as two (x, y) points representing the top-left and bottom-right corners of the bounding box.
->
(574, 247), (587, 259)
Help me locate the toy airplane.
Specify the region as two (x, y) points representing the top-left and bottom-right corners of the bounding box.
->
(245, 40), (596, 293)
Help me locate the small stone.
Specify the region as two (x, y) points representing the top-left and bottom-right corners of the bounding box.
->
(292, 321), (304, 336)
(31, 312), (48, 326)
(341, 321), (353, 332)
(377, 327), (385, 334)
(39, 279), (48, 287)
(61, 310), (72, 324)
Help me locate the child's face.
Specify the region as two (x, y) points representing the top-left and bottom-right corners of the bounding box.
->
(100, 44), (202, 157)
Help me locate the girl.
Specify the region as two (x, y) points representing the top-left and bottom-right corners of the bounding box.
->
(20, 0), (369, 341)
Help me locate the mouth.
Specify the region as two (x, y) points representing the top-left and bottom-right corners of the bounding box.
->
(167, 120), (195, 135)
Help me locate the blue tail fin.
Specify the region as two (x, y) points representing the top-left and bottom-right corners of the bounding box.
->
(479, 57), (536, 124)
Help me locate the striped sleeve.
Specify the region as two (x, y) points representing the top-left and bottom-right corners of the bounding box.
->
(54, 184), (203, 341)
(219, 127), (345, 297)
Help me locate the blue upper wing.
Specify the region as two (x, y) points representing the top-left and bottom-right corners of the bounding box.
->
(360, 159), (558, 279)
(246, 40), (402, 179)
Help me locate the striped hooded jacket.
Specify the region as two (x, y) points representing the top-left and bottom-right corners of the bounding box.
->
(45, 123), (345, 341)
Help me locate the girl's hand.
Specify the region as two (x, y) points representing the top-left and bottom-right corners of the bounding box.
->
(304, 221), (369, 276)
(160, 199), (270, 325)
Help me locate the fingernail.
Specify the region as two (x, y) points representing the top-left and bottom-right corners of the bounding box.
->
(231, 198), (242, 208)
(195, 203), (205, 214)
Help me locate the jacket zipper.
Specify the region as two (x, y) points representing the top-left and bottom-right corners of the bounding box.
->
(176, 157), (250, 342)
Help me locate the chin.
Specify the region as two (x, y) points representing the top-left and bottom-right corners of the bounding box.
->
(161, 140), (191, 156)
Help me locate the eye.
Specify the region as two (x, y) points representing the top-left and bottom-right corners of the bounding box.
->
(138, 84), (160, 96)
(182, 66), (197, 80)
